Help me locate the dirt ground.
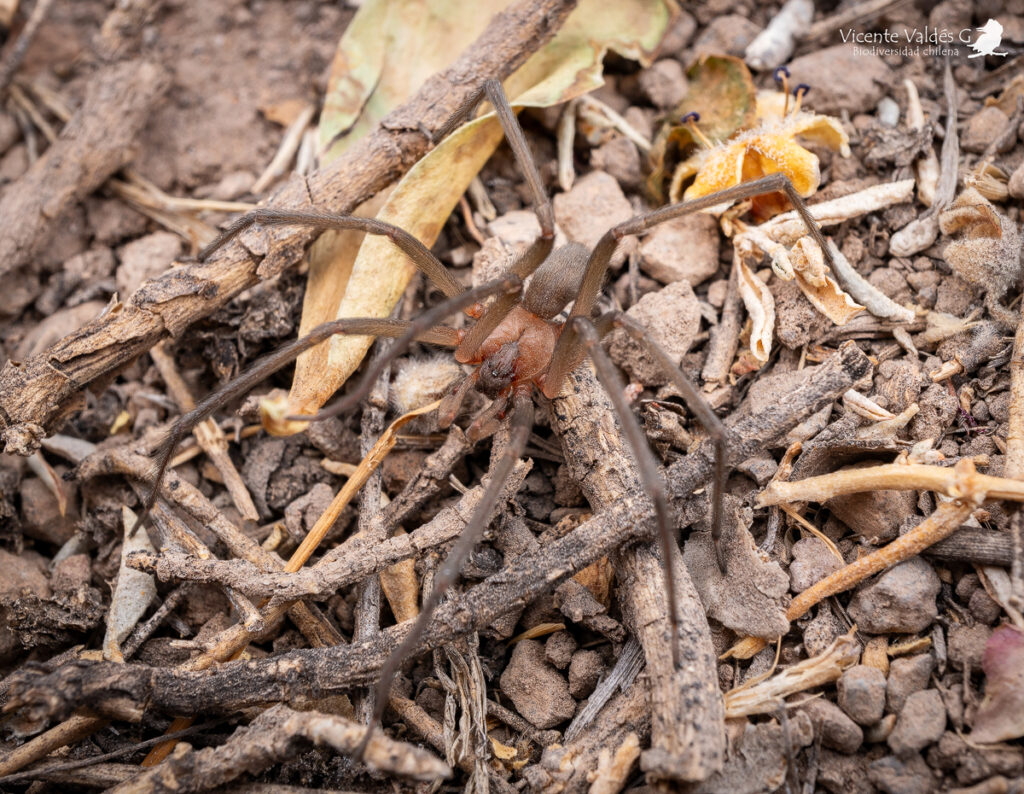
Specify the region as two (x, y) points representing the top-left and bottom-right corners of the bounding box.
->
(0, 0), (1023, 792)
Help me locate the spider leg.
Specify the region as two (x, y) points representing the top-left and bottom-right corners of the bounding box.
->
(610, 313), (728, 574)
(571, 316), (682, 667)
(198, 209), (464, 300)
(355, 384), (535, 761)
(295, 276), (523, 423)
(544, 172), (835, 397)
(453, 80), (555, 362)
(139, 281), (515, 531)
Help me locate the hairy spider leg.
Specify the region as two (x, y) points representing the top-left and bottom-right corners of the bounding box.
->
(573, 316), (684, 667)
(138, 279), (518, 532)
(197, 209), (464, 300)
(354, 384), (536, 762)
(544, 171), (840, 573)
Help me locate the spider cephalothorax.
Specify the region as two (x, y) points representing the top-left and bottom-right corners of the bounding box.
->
(443, 242), (588, 438)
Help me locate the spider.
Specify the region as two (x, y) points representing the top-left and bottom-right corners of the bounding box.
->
(141, 79), (838, 757)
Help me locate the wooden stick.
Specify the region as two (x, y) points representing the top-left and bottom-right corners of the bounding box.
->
(0, 0), (579, 455)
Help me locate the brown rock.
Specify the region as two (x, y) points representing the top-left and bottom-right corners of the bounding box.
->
(567, 649), (604, 699)
(887, 653), (934, 714)
(789, 537), (844, 593)
(947, 623), (992, 671)
(605, 280), (700, 386)
(115, 231), (182, 296)
(802, 698), (864, 753)
(590, 137), (642, 191)
(847, 558), (940, 634)
(888, 689), (946, 757)
(693, 15), (761, 58)
(788, 45), (891, 115)
(544, 630), (576, 670)
(838, 665), (887, 727)
(868, 752), (938, 794)
(500, 639), (576, 729)
(638, 212), (719, 286)
(553, 170), (635, 266)
(962, 107), (1011, 154)
(638, 59), (687, 109)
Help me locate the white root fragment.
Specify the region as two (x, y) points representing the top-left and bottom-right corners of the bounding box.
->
(577, 94), (651, 152)
(754, 179), (915, 246)
(843, 389), (893, 422)
(103, 507), (157, 662)
(724, 629), (860, 718)
(744, 0), (814, 70)
(557, 98), (577, 192)
(825, 241), (915, 323)
(905, 78), (939, 207)
(251, 103), (316, 194)
(856, 404), (920, 441)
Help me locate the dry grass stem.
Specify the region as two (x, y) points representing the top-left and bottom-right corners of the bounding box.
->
(723, 629), (860, 718)
(758, 458), (1024, 506)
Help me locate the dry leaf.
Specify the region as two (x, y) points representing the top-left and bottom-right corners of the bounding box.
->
(284, 0), (673, 421)
(940, 187), (1021, 301)
(736, 259), (774, 362)
(790, 238), (864, 326)
(971, 624), (1024, 743)
(103, 506), (157, 662)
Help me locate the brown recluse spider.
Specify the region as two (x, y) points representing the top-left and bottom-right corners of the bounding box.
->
(140, 79), (840, 760)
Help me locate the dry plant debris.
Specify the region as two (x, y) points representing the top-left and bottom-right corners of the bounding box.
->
(1, 1), (1024, 793)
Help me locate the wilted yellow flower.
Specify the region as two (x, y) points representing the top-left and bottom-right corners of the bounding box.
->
(682, 110), (851, 218)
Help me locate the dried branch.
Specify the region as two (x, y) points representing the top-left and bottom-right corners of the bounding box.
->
(108, 704), (449, 793)
(0, 59), (170, 299)
(0, 0), (579, 454)
(127, 462), (531, 602)
(758, 458), (1024, 507)
(3, 343), (869, 747)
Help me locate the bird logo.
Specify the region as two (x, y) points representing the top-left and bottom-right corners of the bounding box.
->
(968, 19), (1009, 58)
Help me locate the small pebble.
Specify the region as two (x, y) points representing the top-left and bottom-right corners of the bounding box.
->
(962, 107), (1011, 154)
(947, 623), (992, 671)
(638, 213), (720, 286)
(637, 59), (687, 110)
(789, 537), (844, 594)
(801, 699), (864, 754)
(838, 665), (887, 726)
(877, 97), (900, 127)
(887, 689), (947, 757)
(116, 231), (182, 297)
(869, 753), (938, 794)
(887, 653), (934, 714)
(788, 44), (891, 115)
(848, 558), (940, 634)
(500, 639), (575, 729)
(567, 649), (604, 699)
(605, 280), (701, 387)
(544, 630), (576, 670)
